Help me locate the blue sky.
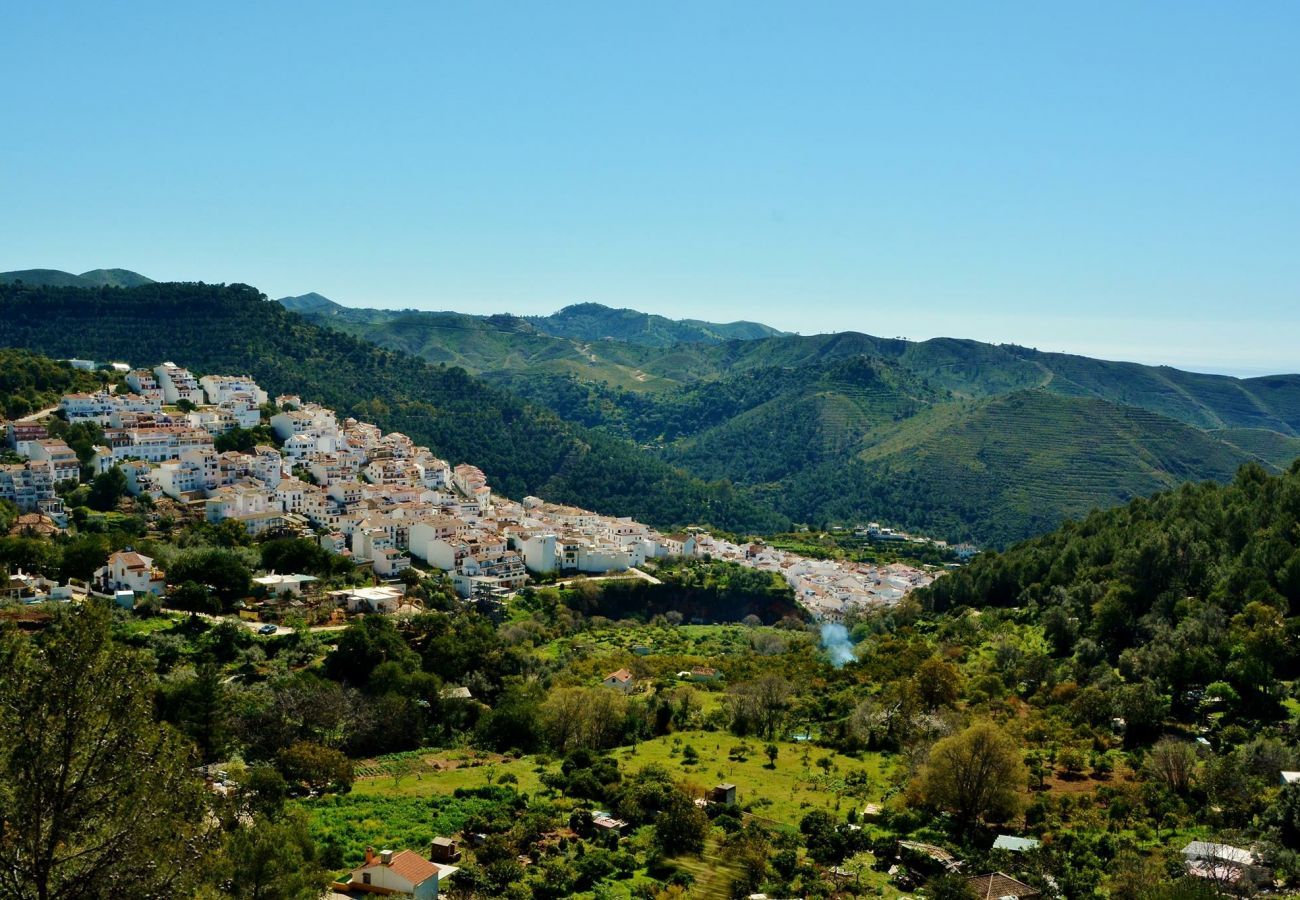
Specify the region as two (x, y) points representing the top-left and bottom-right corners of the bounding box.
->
(2, 2), (1296, 375)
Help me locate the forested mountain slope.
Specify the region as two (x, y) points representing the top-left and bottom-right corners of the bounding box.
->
(283, 296), (1300, 546)
(283, 297), (1300, 433)
(921, 458), (1300, 717)
(0, 281), (787, 533)
(501, 366), (1288, 546)
(621, 332), (1300, 431)
(277, 300), (672, 391)
(772, 390), (1270, 546)
(0, 349), (108, 419)
(524, 301), (789, 346)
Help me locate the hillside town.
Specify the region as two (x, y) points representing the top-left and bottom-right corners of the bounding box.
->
(2, 361), (937, 618)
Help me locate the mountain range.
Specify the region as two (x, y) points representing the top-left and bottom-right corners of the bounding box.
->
(279, 294), (789, 348)
(2, 270), (1297, 546)
(277, 291), (1300, 546)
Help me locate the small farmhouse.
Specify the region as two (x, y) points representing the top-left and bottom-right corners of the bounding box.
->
(602, 668), (634, 692)
(338, 846), (455, 899)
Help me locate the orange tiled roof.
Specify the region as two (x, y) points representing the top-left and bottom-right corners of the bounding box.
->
(384, 850), (440, 885)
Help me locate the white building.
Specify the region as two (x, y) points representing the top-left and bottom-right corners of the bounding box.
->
(519, 533), (558, 573)
(603, 669), (634, 692)
(155, 458), (204, 498)
(206, 483), (286, 535)
(0, 463), (66, 522)
(374, 548), (412, 579)
(199, 374), (268, 406)
(185, 408), (239, 436)
(344, 847), (454, 900)
(59, 391), (117, 424)
(125, 369), (160, 396)
(153, 363), (205, 405)
(332, 585), (407, 614)
(252, 573), (317, 597)
(408, 518), (465, 564)
(94, 550), (165, 596)
(119, 459), (161, 500)
(27, 440), (81, 485)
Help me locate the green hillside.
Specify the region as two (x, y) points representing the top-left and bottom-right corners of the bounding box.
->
(280, 299), (675, 392)
(1215, 427), (1300, 469)
(627, 333), (1300, 430)
(0, 348), (108, 419)
(282, 295), (1300, 546)
(0, 269), (98, 288)
(286, 300), (1300, 436)
(658, 357), (939, 484)
(498, 361), (1296, 546)
(77, 268), (155, 288)
(277, 292), (347, 314)
(1008, 348), (1300, 434)
(772, 390), (1282, 546)
(921, 457), (1300, 689)
(0, 267), (153, 288)
(497, 355), (931, 448)
(0, 281), (787, 534)
(525, 301), (789, 346)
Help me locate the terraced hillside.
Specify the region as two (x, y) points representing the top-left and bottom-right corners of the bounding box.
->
(1011, 348), (1300, 434)
(1215, 428), (1300, 469)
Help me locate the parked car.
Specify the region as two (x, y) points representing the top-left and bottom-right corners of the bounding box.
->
(258, 624), (278, 635)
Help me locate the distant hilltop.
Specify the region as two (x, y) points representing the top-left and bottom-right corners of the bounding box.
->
(524, 301), (790, 347)
(277, 291), (345, 315)
(0, 267), (154, 289)
(277, 294), (789, 347)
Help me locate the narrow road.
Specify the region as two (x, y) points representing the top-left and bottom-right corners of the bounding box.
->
(17, 405), (57, 423)
(18, 383), (115, 423)
(159, 608), (348, 635)
(548, 566), (662, 588)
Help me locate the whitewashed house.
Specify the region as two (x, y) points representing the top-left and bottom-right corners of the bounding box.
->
(344, 847), (454, 899)
(94, 550), (165, 596)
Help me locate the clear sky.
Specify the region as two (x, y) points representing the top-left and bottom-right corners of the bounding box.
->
(2, 2), (1296, 375)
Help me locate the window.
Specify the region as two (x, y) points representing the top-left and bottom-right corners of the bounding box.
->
(362, 873), (371, 885)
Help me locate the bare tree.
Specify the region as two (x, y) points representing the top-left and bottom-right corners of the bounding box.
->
(1146, 738), (1199, 794)
(727, 675), (791, 739)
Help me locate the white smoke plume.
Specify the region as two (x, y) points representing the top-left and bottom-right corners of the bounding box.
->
(820, 623), (855, 668)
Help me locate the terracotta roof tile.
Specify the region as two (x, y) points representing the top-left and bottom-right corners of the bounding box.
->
(966, 872), (1040, 899)
(386, 850), (440, 885)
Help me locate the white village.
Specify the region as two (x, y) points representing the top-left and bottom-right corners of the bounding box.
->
(3, 360), (938, 619)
